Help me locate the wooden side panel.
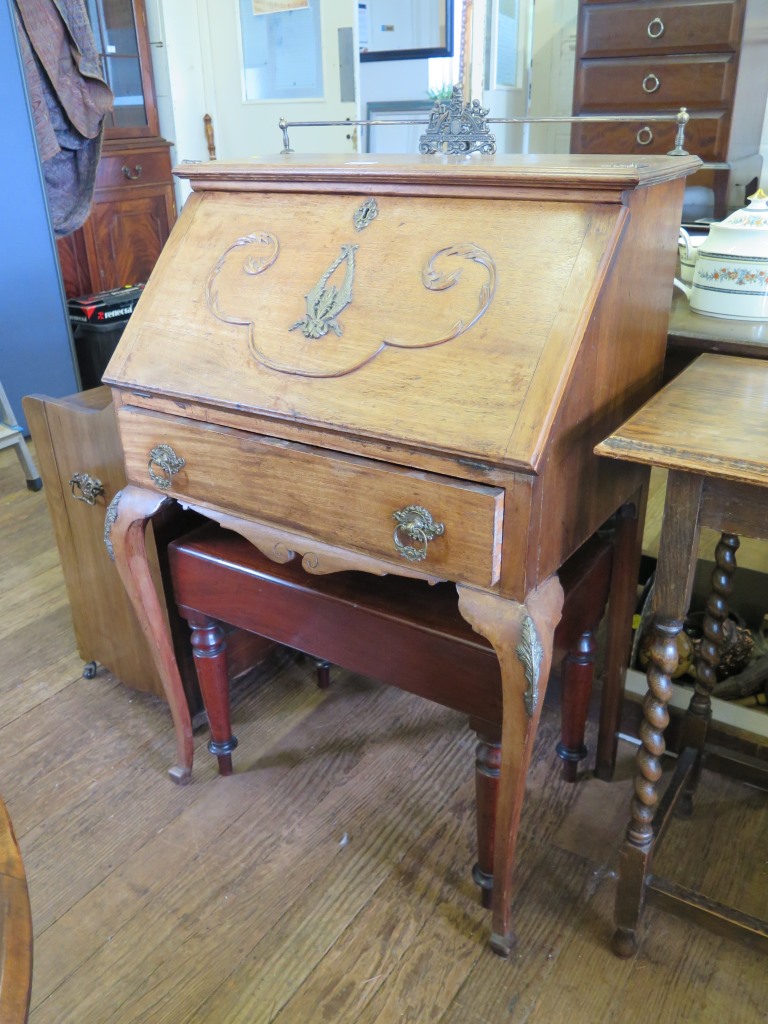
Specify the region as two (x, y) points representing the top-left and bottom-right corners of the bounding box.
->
(525, 177), (687, 588)
(23, 390), (169, 697)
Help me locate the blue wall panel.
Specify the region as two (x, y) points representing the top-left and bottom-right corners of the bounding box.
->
(0, 0), (79, 434)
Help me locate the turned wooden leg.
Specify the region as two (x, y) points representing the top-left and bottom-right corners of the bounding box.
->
(315, 659), (331, 689)
(596, 490), (647, 782)
(187, 612), (238, 776)
(469, 717), (502, 909)
(105, 485), (194, 784)
(677, 533), (739, 817)
(458, 577), (564, 957)
(612, 471), (703, 957)
(612, 616), (679, 957)
(557, 630), (597, 783)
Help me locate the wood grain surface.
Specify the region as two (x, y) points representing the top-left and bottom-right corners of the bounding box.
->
(3, 442), (765, 1023)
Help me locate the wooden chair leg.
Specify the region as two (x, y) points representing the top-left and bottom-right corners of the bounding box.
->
(469, 717), (502, 909)
(557, 630), (597, 782)
(187, 611), (238, 776)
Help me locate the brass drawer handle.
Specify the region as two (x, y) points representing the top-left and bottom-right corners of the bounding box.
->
(148, 444), (185, 490)
(642, 72), (660, 94)
(122, 164), (143, 180)
(636, 126), (654, 146)
(392, 505), (444, 563)
(647, 17), (664, 39)
(69, 472), (105, 505)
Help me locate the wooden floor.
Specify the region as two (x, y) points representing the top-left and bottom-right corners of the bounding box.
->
(1, 443), (766, 1024)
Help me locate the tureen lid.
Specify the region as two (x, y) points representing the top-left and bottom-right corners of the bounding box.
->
(720, 189), (768, 229)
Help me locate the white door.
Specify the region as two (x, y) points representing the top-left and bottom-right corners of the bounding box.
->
(476, 0), (531, 154)
(201, 0), (359, 159)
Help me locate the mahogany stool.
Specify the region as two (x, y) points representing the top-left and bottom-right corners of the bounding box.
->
(169, 513), (638, 907)
(597, 353), (768, 956)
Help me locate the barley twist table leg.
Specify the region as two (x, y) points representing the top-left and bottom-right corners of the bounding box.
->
(612, 615), (678, 956)
(679, 533), (739, 816)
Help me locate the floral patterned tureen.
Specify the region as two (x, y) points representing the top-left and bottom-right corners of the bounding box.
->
(688, 189), (768, 320)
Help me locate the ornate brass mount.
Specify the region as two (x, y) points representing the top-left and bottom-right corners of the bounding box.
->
(148, 444), (185, 490)
(289, 243), (358, 339)
(419, 86), (496, 156)
(516, 615), (544, 718)
(69, 472), (105, 505)
(392, 505), (445, 563)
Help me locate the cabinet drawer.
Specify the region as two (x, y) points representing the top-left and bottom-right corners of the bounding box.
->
(117, 408), (505, 588)
(571, 113), (727, 160)
(96, 148), (172, 190)
(579, 1), (743, 58)
(574, 54), (736, 110)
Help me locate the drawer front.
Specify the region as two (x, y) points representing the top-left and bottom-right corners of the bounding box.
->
(118, 408), (505, 588)
(574, 54), (736, 110)
(96, 148), (172, 190)
(571, 113), (727, 160)
(579, 2), (743, 58)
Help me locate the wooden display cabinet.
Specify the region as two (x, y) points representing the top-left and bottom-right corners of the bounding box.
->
(57, 0), (176, 298)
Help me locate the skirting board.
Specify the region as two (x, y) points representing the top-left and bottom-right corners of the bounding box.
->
(625, 668), (768, 741)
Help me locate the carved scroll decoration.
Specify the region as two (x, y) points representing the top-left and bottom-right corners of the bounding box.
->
(205, 232), (280, 327)
(516, 614), (544, 718)
(204, 205), (498, 379)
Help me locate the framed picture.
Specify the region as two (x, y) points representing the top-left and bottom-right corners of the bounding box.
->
(365, 100), (434, 153)
(359, 0), (454, 63)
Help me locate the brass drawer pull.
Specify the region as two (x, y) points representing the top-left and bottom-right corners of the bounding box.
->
(642, 73), (660, 94)
(148, 444), (185, 489)
(69, 472), (105, 505)
(392, 505), (444, 563)
(647, 17), (664, 39)
(636, 126), (654, 146)
(122, 164), (143, 180)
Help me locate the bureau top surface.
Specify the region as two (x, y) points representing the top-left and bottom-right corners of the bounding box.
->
(105, 154), (697, 470)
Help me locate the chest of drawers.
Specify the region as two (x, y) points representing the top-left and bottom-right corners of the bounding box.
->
(102, 152), (697, 953)
(571, 0), (768, 217)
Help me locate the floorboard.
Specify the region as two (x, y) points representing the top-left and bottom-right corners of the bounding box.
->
(0, 444), (764, 1024)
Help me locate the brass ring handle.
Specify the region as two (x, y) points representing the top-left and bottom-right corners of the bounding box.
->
(636, 126), (654, 146)
(392, 505), (444, 563)
(642, 73), (660, 94)
(647, 17), (664, 39)
(148, 443), (185, 490)
(69, 472), (105, 505)
(122, 164), (143, 180)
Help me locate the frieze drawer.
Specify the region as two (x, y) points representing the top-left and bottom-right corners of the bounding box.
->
(117, 408), (505, 588)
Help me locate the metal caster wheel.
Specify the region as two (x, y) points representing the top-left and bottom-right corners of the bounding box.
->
(82, 661), (99, 680)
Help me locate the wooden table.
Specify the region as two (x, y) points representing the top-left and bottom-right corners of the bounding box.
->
(102, 152), (697, 954)
(597, 352), (768, 956)
(0, 798), (32, 1023)
(665, 292), (768, 379)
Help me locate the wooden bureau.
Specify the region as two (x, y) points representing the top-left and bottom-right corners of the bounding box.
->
(571, 0), (768, 217)
(102, 152), (698, 954)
